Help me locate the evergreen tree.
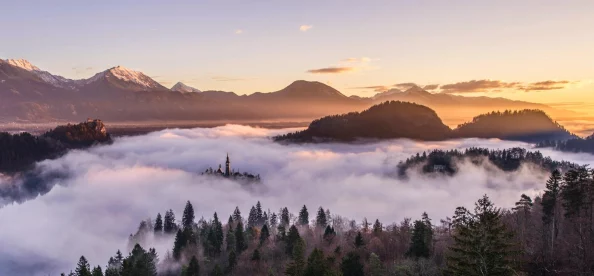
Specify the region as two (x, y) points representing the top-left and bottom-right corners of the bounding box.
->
(323, 225), (336, 242)
(173, 229), (187, 260)
(260, 224), (270, 245)
(256, 201), (264, 225)
(281, 207), (290, 227)
(285, 238), (306, 276)
(226, 216), (236, 252)
(232, 206), (242, 222)
(228, 250), (237, 271)
(182, 201), (195, 231)
(251, 248), (261, 261)
(121, 244), (158, 276)
(341, 252), (364, 276)
(91, 266), (103, 276)
(248, 205), (258, 229)
(164, 209), (177, 234)
(354, 231), (364, 248)
(154, 213), (163, 234)
(270, 212), (278, 229)
(304, 248), (330, 276)
(211, 264), (223, 276)
(542, 169), (562, 258)
(446, 195), (516, 276)
(235, 220), (247, 253)
(407, 219), (431, 258)
(298, 205), (309, 226)
(286, 225), (302, 256)
(315, 207), (328, 229)
(75, 256), (92, 276)
(185, 256), (200, 276)
(372, 219), (382, 235)
(369, 253), (384, 276)
(212, 212), (224, 255)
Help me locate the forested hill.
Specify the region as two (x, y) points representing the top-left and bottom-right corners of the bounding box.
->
(63, 166), (594, 275)
(274, 101), (452, 142)
(452, 110), (575, 142)
(397, 147), (576, 177)
(0, 119), (111, 173)
(538, 133), (594, 154)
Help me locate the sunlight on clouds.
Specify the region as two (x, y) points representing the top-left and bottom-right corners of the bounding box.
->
(299, 25), (313, 32)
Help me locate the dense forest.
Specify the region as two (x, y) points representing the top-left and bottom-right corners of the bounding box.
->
(0, 119), (111, 173)
(397, 147), (576, 177)
(274, 103), (574, 144)
(538, 134), (594, 154)
(452, 110), (575, 143)
(274, 101), (452, 142)
(63, 166), (594, 275)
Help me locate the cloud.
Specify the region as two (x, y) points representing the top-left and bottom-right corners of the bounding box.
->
(343, 57), (372, 63)
(235, 29), (243, 34)
(2, 125), (594, 275)
(521, 80), (571, 91)
(349, 85), (391, 92)
(393, 83), (419, 90)
(423, 84), (440, 90)
(440, 79), (521, 94)
(72, 66), (95, 75)
(306, 67), (355, 74)
(299, 25), (313, 32)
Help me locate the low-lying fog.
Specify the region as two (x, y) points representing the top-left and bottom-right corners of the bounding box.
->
(1, 125), (593, 275)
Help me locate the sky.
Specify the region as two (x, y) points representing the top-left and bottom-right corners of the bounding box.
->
(1, 0), (593, 103)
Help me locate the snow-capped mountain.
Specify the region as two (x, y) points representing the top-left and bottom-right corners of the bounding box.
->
(82, 66), (168, 91)
(171, 82), (201, 93)
(372, 88), (402, 100)
(4, 59), (77, 89)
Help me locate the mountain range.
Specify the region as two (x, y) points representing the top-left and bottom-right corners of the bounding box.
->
(0, 59), (576, 124)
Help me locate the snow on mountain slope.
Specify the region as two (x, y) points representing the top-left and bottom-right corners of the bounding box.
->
(4, 59), (77, 88)
(171, 82), (201, 93)
(78, 66), (167, 91)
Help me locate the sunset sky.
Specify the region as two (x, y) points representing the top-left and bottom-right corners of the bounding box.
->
(2, 1), (593, 106)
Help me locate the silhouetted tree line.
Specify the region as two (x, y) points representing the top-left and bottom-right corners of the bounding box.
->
(275, 104), (575, 144)
(274, 101), (452, 142)
(0, 119), (111, 173)
(538, 133), (594, 154)
(63, 166), (594, 275)
(397, 147), (576, 177)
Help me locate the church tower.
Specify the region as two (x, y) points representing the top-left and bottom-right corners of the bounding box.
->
(225, 153), (231, 176)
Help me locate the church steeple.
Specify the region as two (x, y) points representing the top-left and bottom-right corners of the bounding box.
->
(225, 153), (231, 176)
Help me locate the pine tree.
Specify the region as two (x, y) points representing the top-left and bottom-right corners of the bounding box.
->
(298, 205), (309, 226)
(260, 224), (270, 245)
(173, 229), (187, 260)
(164, 209), (177, 234)
(407, 219), (431, 258)
(315, 207), (327, 229)
(354, 231), (364, 248)
(228, 250), (237, 271)
(270, 212), (278, 229)
(91, 266), (103, 276)
(323, 225), (336, 242)
(75, 256), (91, 276)
(182, 201), (195, 231)
(212, 212), (224, 255)
(372, 219), (382, 235)
(256, 201), (264, 225)
(369, 253), (384, 276)
(186, 256), (200, 276)
(251, 248), (261, 261)
(304, 248), (330, 276)
(226, 216), (236, 252)
(446, 195), (516, 276)
(248, 205), (258, 229)
(542, 169), (562, 255)
(232, 206), (242, 222)
(341, 252), (364, 276)
(235, 220), (247, 253)
(154, 213), (163, 234)
(285, 238), (306, 276)
(281, 207), (290, 227)
(286, 225), (302, 256)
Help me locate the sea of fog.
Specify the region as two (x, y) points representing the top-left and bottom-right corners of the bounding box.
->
(1, 124), (594, 275)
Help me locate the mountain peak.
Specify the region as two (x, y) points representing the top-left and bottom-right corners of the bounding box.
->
(5, 59), (40, 71)
(278, 80), (347, 99)
(171, 82), (201, 93)
(82, 65), (166, 90)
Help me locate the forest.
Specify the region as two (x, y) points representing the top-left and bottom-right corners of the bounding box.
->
(274, 104), (574, 144)
(538, 134), (594, 154)
(63, 166), (594, 276)
(396, 147), (576, 177)
(0, 119), (111, 173)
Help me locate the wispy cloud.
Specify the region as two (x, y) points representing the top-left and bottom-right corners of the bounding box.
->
(393, 83), (419, 90)
(306, 67), (355, 74)
(440, 79), (521, 94)
(72, 66), (95, 75)
(235, 29), (243, 35)
(299, 25), (313, 32)
(342, 57), (372, 63)
(423, 84), (440, 90)
(521, 80), (571, 91)
(349, 85), (391, 92)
